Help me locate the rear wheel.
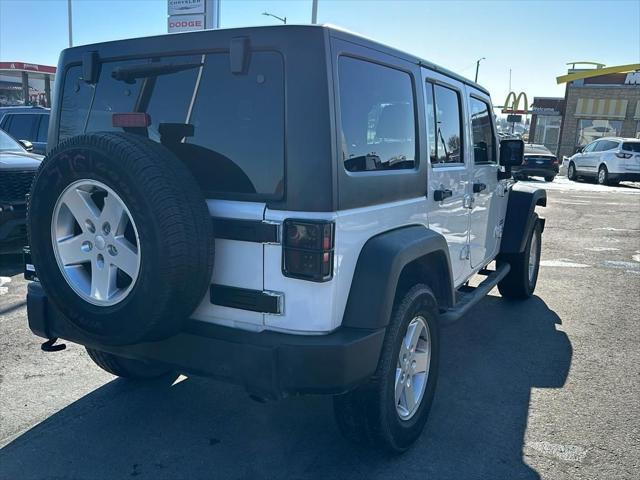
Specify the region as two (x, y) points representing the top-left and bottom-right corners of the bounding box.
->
(333, 284), (439, 453)
(597, 165), (609, 185)
(567, 162), (577, 181)
(86, 348), (171, 379)
(497, 218), (542, 299)
(544, 176), (555, 182)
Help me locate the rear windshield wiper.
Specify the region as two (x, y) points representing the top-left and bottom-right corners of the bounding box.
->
(112, 62), (203, 84)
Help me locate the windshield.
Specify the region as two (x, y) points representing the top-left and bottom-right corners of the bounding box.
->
(0, 129), (24, 152)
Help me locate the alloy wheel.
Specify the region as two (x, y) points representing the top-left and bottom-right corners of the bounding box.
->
(51, 179), (141, 306)
(395, 315), (431, 420)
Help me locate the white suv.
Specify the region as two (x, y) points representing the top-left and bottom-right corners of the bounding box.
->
(24, 25), (546, 452)
(567, 137), (640, 185)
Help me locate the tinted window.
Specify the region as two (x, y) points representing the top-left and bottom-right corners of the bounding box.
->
(129, 55), (201, 142)
(427, 82), (463, 165)
(595, 140), (618, 151)
(470, 97), (496, 163)
(622, 142), (640, 153)
(86, 59), (148, 133)
(583, 141), (598, 153)
(59, 65), (93, 141)
(6, 114), (36, 140)
(37, 115), (49, 143)
(339, 56), (416, 172)
(187, 51), (285, 197)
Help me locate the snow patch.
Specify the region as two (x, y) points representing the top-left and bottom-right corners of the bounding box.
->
(0, 276), (11, 296)
(540, 259), (590, 268)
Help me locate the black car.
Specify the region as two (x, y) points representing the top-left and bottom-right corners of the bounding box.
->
(0, 128), (43, 253)
(0, 107), (50, 155)
(512, 144), (559, 182)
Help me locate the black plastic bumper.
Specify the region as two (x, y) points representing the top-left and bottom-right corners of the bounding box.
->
(27, 282), (385, 400)
(609, 172), (640, 183)
(512, 165), (559, 177)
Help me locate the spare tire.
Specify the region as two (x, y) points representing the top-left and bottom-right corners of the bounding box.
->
(28, 132), (214, 345)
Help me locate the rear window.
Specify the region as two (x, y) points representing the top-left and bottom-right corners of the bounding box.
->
(37, 115), (49, 143)
(59, 66), (93, 141)
(6, 114), (37, 140)
(57, 52), (285, 200)
(622, 142), (640, 153)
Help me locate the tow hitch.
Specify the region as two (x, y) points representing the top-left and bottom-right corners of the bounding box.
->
(41, 337), (66, 352)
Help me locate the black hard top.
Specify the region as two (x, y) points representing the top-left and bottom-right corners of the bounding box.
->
(60, 24), (490, 96)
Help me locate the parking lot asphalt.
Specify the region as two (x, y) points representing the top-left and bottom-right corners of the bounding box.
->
(0, 176), (639, 480)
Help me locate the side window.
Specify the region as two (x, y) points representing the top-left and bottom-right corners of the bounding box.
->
(339, 56), (416, 172)
(595, 140), (618, 151)
(426, 82), (463, 165)
(36, 115), (49, 143)
(583, 141), (598, 153)
(6, 114), (36, 140)
(469, 97), (496, 164)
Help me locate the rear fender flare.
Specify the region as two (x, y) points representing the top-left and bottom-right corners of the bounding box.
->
(341, 225), (454, 330)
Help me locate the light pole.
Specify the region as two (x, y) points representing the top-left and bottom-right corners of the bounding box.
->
(312, 0), (318, 24)
(474, 57), (485, 83)
(67, 0), (73, 47)
(262, 12), (286, 24)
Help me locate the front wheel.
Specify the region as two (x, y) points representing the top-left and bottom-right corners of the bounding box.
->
(567, 162), (577, 181)
(333, 284), (439, 453)
(497, 217), (542, 299)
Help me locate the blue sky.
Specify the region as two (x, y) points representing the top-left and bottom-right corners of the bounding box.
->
(1, 0), (639, 102)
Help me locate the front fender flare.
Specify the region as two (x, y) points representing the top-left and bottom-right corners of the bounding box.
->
(500, 183), (546, 255)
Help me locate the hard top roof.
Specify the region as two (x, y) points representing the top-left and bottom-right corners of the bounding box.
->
(63, 24), (490, 96)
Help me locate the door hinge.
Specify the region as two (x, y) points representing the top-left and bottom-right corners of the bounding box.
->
(460, 244), (471, 260)
(494, 220), (504, 239)
(463, 194), (475, 209)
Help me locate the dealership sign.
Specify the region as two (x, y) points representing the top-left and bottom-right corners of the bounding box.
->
(168, 0), (204, 15)
(168, 14), (205, 33)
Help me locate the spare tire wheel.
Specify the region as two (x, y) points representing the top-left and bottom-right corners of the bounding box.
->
(28, 132), (214, 345)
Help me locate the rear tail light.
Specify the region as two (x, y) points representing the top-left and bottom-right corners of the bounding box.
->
(112, 112), (151, 128)
(282, 219), (334, 282)
(616, 152), (632, 159)
(552, 157), (559, 164)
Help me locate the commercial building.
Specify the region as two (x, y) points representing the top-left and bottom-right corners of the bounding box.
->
(529, 64), (640, 158)
(556, 64), (640, 158)
(0, 62), (56, 107)
(528, 97), (565, 154)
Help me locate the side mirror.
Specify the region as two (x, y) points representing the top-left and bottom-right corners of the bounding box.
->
(499, 138), (524, 167)
(575, 146), (584, 154)
(19, 139), (34, 152)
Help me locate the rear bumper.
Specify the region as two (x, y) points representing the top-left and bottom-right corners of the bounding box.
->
(512, 165), (559, 177)
(609, 172), (640, 182)
(26, 282), (385, 400)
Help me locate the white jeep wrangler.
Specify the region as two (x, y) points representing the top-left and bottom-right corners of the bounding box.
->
(25, 25), (545, 452)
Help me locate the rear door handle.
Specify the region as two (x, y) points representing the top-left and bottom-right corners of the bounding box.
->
(473, 182), (487, 193)
(434, 189), (453, 201)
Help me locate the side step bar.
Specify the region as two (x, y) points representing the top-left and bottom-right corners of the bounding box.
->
(439, 263), (511, 325)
